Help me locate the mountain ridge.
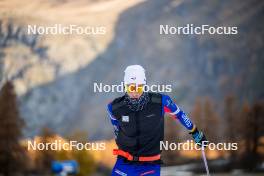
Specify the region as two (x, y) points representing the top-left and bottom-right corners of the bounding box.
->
(0, 0), (263, 139)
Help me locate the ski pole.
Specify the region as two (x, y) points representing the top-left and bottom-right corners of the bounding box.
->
(201, 147), (210, 176)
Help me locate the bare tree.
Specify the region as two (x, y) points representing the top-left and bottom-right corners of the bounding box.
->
(238, 101), (264, 169)
(191, 98), (203, 129)
(192, 97), (220, 143)
(224, 95), (237, 143)
(35, 127), (55, 174)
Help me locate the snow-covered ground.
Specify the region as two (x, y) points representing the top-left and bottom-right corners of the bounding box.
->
(161, 163), (264, 176)
(161, 167), (263, 176)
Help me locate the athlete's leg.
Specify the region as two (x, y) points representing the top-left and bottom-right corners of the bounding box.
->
(135, 163), (160, 176)
(112, 158), (135, 176)
(112, 158), (160, 176)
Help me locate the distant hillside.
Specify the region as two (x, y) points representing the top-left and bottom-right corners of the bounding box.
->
(0, 0), (143, 137)
(0, 0), (263, 139)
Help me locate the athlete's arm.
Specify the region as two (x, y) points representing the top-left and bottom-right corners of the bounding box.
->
(162, 94), (196, 132)
(107, 103), (119, 138)
(161, 94), (208, 145)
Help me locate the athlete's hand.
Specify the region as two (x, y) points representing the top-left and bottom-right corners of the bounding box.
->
(190, 128), (208, 148)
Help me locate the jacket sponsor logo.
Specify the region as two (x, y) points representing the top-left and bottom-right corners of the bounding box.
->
(182, 113), (192, 127)
(122, 116), (129, 122)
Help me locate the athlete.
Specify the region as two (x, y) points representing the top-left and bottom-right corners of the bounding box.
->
(107, 65), (207, 176)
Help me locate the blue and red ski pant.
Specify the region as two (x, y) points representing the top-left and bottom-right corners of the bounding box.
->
(112, 157), (160, 176)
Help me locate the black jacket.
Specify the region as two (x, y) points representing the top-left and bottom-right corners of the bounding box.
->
(111, 93), (164, 157)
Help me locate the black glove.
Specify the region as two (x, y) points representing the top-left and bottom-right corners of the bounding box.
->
(190, 128), (208, 147)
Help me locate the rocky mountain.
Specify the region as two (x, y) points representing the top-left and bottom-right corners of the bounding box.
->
(0, 0), (263, 140)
